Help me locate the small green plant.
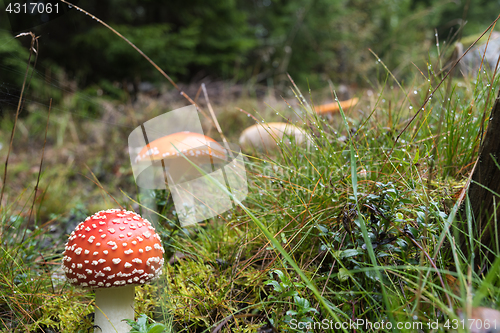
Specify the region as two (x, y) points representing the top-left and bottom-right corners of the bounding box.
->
(265, 269), (318, 331)
(124, 314), (171, 333)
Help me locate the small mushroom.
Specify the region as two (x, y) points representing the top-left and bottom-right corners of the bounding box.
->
(134, 131), (232, 226)
(315, 97), (359, 116)
(134, 131), (226, 183)
(62, 209), (164, 333)
(238, 122), (312, 152)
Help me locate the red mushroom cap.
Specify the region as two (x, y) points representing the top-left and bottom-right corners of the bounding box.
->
(62, 209), (165, 288)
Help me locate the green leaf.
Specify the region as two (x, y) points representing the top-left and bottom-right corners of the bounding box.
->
(338, 268), (352, 282)
(281, 290), (299, 298)
(413, 147), (420, 164)
(340, 249), (363, 259)
(147, 324), (167, 333)
(265, 280), (283, 292)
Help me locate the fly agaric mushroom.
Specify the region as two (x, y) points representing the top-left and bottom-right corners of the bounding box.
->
(315, 97), (359, 116)
(238, 122), (312, 152)
(62, 209), (164, 333)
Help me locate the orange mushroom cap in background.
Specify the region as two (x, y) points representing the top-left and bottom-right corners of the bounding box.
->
(135, 131), (226, 164)
(134, 131), (227, 185)
(315, 97), (359, 114)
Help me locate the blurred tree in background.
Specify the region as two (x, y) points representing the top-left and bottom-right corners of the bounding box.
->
(0, 0), (499, 101)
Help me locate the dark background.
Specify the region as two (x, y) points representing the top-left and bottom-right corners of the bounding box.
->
(0, 0), (499, 108)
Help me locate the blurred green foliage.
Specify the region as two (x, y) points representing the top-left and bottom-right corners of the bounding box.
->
(0, 0), (499, 94)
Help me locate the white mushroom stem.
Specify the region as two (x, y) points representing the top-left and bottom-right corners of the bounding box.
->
(94, 285), (135, 333)
(166, 156), (198, 226)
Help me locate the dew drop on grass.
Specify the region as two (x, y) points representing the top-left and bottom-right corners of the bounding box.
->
(414, 90), (417, 94)
(68, 5), (72, 8)
(409, 106), (413, 110)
